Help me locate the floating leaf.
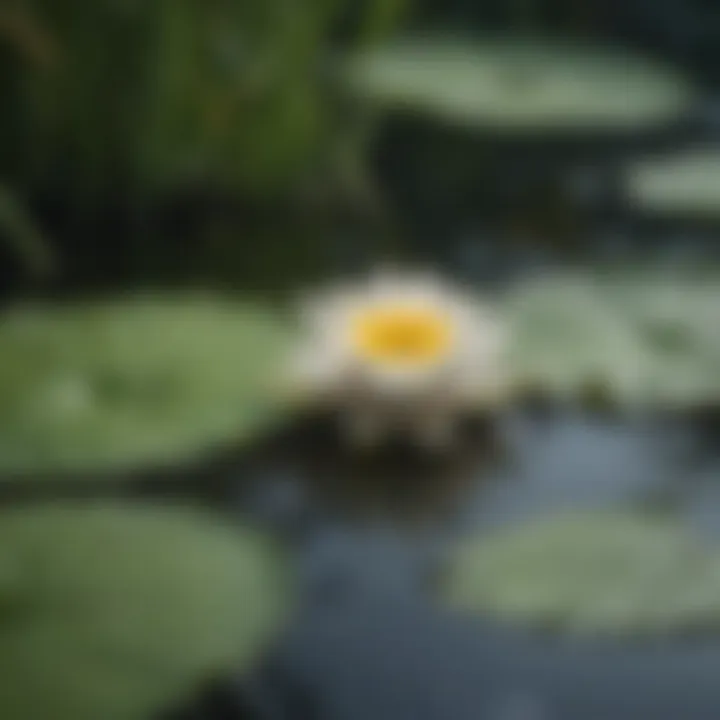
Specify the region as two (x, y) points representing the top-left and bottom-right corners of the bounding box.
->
(0, 294), (291, 476)
(626, 148), (720, 217)
(506, 272), (720, 408)
(0, 502), (289, 720)
(603, 276), (720, 406)
(445, 513), (720, 637)
(505, 274), (652, 404)
(344, 35), (694, 133)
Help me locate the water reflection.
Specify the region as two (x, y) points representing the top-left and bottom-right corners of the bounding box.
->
(246, 406), (718, 542)
(464, 408), (691, 535)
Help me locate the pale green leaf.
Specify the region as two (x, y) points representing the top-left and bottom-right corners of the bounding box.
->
(506, 272), (720, 408)
(626, 148), (720, 217)
(445, 513), (720, 637)
(344, 36), (694, 132)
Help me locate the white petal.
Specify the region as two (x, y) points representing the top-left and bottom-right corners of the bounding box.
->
(448, 359), (508, 407)
(286, 344), (350, 395)
(363, 363), (441, 397)
(457, 302), (507, 356)
(297, 284), (361, 332)
(291, 269), (510, 411)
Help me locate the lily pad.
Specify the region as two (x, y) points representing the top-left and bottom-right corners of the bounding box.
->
(506, 275), (652, 404)
(626, 148), (720, 217)
(344, 35), (694, 133)
(603, 276), (720, 406)
(445, 513), (720, 637)
(0, 502), (289, 720)
(0, 294), (291, 476)
(506, 272), (720, 408)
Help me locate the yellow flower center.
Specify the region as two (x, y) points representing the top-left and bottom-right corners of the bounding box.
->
(351, 304), (454, 366)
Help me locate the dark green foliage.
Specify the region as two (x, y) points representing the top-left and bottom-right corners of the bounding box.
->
(0, 1), (411, 286)
(0, 183), (55, 277)
(1, 0), (407, 200)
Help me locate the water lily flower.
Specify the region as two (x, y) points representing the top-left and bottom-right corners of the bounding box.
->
(288, 269), (507, 448)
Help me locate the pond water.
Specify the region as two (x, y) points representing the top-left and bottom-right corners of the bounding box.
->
(169, 407), (720, 720)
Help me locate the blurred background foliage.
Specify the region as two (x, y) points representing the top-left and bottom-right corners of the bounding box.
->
(2, 0), (720, 293)
(2, 0), (380, 196)
(0, 0), (409, 293)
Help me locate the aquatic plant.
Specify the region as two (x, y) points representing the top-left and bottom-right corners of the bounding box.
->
(0, 501), (289, 720)
(505, 272), (720, 408)
(0, 294), (291, 476)
(505, 274), (650, 405)
(287, 268), (507, 448)
(2, 0), (409, 201)
(446, 513), (720, 637)
(343, 34), (694, 133)
(626, 147), (720, 218)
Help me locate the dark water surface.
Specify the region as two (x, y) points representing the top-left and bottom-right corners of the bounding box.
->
(173, 407), (720, 720)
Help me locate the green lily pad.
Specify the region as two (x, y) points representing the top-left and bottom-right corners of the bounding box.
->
(0, 502), (289, 720)
(506, 272), (720, 408)
(626, 148), (720, 217)
(506, 274), (652, 404)
(344, 35), (694, 133)
(0, 294), (291, 476)
(603, 276), (720, 406)
(445, 513), (720, 637)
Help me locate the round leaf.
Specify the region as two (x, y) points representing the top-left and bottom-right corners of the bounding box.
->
(0, 502), (289, 720)
(344, 36), (694, 133)
(626, 148), (720, 217)
(506, 272), (720, 408)
(0, 294), (291, 476)
(445, 513), (720, 637)
(506, 274), (652, 404)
